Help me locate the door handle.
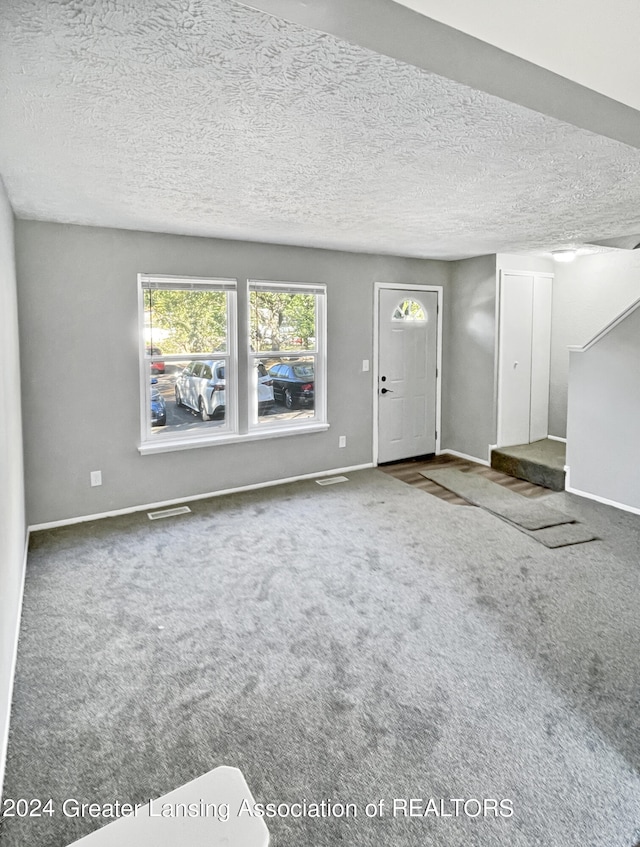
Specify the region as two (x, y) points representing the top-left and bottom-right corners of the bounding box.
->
(380, 388), (394, 394)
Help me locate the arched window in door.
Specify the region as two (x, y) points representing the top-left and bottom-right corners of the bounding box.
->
(391, 298), (427, 322)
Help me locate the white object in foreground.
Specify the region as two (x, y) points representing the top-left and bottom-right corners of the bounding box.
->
(67, 766), (269, 846)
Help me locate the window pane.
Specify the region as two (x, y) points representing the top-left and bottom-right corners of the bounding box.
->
(392, 299), (427, 321)
(147, 358), (230, 435)
(250, 290), (316, 353)
(145, 289), (228, 354)
(254, 356), (316, 425)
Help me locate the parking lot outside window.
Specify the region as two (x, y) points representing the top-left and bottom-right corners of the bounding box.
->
(248, 281), (326, 431)
(139, 275), (237, 449)
(138, 275), (327, 454)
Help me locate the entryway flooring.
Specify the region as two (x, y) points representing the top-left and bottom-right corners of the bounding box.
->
(378, 452), (551, 503)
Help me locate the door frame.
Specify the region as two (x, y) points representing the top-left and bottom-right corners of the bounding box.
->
(496, 269), (554, 448)
(373, 282), (443, 465)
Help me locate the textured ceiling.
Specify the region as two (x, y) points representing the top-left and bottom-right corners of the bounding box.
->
(2, 0), (640, 259)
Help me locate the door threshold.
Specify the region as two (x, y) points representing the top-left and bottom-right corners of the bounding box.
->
(378, 453), (436, 467)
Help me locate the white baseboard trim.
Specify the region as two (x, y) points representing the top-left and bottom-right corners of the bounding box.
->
(565, 485), (640, 516)
(548, 435), (567, 443)
(28, 464), (375, 533)
(0, 534), (29, 803)
(437, 449), (491, 467)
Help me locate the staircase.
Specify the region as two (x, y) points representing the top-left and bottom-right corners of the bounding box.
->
(491, 438), (566, 491)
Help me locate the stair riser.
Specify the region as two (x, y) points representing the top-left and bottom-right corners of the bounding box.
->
(491, 453), (565, 492)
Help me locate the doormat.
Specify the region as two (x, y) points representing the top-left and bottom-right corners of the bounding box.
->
(419, 468), (598, 547)
(512, 521), (598, 548)
(419, 468), (571, 529)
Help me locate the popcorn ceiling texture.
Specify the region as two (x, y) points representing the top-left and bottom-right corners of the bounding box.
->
(2, 0), (640, 258)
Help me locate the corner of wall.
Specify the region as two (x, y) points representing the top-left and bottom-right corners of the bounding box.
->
(0, 536), (28, 802)
(441, 254), (498, 463)
(0, 175), (27, 802)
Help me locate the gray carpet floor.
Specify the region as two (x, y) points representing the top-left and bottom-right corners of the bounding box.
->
(2, 469), (640, 846)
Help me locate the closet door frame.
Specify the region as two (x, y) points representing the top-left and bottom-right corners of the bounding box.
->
(496, 270), (554, 448)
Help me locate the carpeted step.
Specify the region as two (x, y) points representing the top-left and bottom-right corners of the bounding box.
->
(491, 439), (566, 492)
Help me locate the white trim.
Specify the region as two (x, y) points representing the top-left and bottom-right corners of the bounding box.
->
(437, 448), (491, 467)
(139, 277), (328, 449)
(139, 422), (330, 454)
(568, 295), (640, 352)
(0, 534), (29, 803)
(248, 279), (326, 295)
(245, 278), (326, 429)
(28, 464), (375, 532)
(548, 434), (567, 443)
(373, 282), (443, 465)
(228, 290), (239, 435)
(496, 270), (554, 279)
(492, 272), (501, 445)
(138, 278), (149, 447)
(495, 268), (508, 448)
(436, 289), (443, 457)
(138, 277), (241, 445)
(140, 274), (237, 290)
(565, 485), (640, 516)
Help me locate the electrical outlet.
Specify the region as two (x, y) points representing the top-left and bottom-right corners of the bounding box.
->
(90, 470), (102, 487)
(339, 436), (347, 448)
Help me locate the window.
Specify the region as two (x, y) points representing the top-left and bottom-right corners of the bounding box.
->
(139, 275), (327, 453)
(248, 280), (326, 430)
(392, 298), (427, 321)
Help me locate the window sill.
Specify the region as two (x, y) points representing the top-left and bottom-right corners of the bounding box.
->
(138, 421), (330, 455)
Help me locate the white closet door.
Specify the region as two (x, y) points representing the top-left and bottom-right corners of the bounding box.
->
(497, 271), (553, 447)
(498, 273), (534, 446)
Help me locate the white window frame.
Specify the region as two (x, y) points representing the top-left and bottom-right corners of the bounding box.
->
(138, 276), (328, 455)
(247, 280), (327, 433)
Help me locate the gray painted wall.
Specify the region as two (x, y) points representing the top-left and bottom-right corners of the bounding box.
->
(550, 251), (640, 437)
(0, 178), (25, 796)
(442, 255), (497, 462)
(16, 221), (450, 526)
(566, 302), (640, 510)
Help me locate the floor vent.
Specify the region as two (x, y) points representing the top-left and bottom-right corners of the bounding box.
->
(148, 506), (192, 520)
(316, 476), (349, 486)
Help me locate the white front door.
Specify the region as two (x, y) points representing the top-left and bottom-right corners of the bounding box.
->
(377, 288), (438, 463)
